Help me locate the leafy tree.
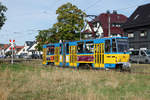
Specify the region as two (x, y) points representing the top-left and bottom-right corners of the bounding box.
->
(0, 2), (7, 30)
(35, 2), (86, 51)
(36, 30), (49, 51)
(54, 2), (86, 41)
(35, 28), (57, 51)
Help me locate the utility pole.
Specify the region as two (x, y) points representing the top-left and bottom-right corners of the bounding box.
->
(108, 14), (111, 37)
(80, 14), (81, 40)
(80, 15), (85, 40)
(11, 47), (13, 64)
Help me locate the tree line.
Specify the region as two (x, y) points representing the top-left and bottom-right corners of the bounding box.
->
(0, 2), (7, 30)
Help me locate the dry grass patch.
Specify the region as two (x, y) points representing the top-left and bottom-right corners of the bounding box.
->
(0, 62), (150, 100)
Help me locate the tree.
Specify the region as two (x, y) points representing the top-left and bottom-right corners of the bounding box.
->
(0, 2), (7, 30)
(35, 28), (57, 51)
(35, 2), (86, 51)
(36, 30), (49, 51)
(54, 2), (86, 41)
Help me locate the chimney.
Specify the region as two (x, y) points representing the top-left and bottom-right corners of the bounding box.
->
(106, 10), (110, 14)
(113, 10), (117, 14)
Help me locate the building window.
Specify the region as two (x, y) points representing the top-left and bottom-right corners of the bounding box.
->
(112, 24), (115, 27)
(128, 33), (134, 38)
(111, 23), (122, 27)
(140, 31), (147, 37)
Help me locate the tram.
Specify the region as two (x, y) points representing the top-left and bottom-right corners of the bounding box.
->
(43, 37), (130, 70)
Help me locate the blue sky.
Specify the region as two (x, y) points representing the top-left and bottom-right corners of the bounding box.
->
(0, 0), (150, 45)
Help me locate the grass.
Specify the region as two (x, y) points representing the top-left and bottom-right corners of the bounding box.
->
(0, 61), (150, 100)
(131, 64), (150, 73)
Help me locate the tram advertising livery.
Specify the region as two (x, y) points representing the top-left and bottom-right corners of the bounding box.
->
(43, 37), (131, 70)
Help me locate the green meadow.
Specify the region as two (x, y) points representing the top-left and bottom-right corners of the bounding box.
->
(0, 61), (150, 100)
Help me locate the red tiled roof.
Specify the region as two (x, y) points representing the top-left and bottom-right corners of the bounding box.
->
(15, 46), (24, 49)
(83, 12), (127, 37)
(15, 46), (24, 53)
(0, 44), (10, 49)
(4, 44), (9, 49)
(95, 13), (127, 37)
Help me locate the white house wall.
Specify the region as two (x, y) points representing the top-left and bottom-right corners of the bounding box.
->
(16, 48), (24, 55)
(5, 46), (11, 53)
(0, 49), (5, 57)
(29, 43), (37, 51)
(84, 23), (92, 32)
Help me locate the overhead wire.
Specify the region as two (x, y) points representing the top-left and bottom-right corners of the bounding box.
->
(83, 0), (102, 11)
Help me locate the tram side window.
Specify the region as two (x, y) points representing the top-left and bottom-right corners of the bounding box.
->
(66, 43), (69, 54)
(47, 46), (54, 55)
(47, 47), (50, 55)
(112, 39), (117, 52)
(105, 40), (111, 53)
(77, 42), (84, 53)
(50, 46), (54, 54)
(85, 41), (94, 53)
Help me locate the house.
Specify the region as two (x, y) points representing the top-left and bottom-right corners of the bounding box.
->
(28, 42), (41, 55)
(123, 3), (150, 50)
(17, 41), (42, 58)
(4, 44), (24, 57)
(0, 44), (9, 57)
(21, 41), (35, 55)
(0, 41), (41, 58)
(15, 46), (24, 55)
(83, 11), (127, 38)
(83, 21), (103, 38)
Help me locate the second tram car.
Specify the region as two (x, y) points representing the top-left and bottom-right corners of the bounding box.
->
(43, 37), (130, 70)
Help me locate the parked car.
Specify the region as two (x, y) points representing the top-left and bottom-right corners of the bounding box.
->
(130, 49), (150, 64)
(31, 54), (39, 59)
(19, 53), (31, 59)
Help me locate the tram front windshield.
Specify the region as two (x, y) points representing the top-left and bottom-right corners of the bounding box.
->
(117, 39), (129, 53)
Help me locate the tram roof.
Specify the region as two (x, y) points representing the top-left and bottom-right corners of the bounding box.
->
(43, 36), (128, 47)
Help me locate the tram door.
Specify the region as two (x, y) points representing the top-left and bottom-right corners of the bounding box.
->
(62, 42), (66, 66)
(54, 47), (60, 65)
(94, 43), (104, 67)
(43, 48), (47, 64)
(69, 46), (77, 67)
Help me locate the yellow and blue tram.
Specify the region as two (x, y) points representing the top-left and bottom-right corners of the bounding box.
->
(43, 37), (130, 69)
